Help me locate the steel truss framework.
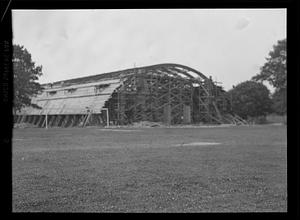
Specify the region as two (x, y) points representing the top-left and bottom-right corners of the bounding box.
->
(14, 63), (244, 127)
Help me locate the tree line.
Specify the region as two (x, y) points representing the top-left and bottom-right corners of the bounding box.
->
(225, 39), (286, 123)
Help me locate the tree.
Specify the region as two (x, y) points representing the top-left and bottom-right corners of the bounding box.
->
(252, 39), (286, 115)
(228, 81), (272, 120)
(13, 44), (43, 113)
(271, 88), (286, 115)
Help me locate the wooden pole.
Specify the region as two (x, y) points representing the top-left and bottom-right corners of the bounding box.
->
(45, 114), (48, 129)
(107, 109), (109, 127)
(102, 108), (109, 127)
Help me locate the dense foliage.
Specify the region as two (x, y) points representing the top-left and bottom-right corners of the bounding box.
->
(13, 44), (43, 112)
(252, 39), (286, 115)
(227, 81), (272, 119)
(271, 88), (286, 115)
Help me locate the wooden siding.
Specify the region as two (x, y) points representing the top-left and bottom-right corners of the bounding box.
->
(17, 79), (121, 115)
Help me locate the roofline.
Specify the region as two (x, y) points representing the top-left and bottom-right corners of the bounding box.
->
(42, 63), (209, 86)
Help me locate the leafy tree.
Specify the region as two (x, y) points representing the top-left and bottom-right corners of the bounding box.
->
(252, 39), (286, 114)
(228, 81), (272, 119)
(13, 44), (43, 113)
(252, 39), (286, 89)
(271, 88), (286, 115)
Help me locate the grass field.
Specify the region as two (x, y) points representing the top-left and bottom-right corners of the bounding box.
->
(12, 125), (287, 212)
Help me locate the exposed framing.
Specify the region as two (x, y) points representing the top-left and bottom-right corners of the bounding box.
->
(15, 63), (234, 127)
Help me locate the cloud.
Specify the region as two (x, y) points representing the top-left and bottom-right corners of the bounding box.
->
(235, 17), (250, 30)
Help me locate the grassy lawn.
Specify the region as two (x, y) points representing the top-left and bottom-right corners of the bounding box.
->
(12, 125), (287, 212)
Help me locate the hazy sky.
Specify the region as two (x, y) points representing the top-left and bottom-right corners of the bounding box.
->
(12, 9), (286, 91)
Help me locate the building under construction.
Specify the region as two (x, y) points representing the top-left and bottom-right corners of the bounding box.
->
(15, 63), (246, 127)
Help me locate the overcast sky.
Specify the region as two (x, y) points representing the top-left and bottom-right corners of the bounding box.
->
(12, 9), (286, 91)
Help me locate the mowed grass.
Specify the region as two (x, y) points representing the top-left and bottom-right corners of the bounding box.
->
(12, 125), (287, 212)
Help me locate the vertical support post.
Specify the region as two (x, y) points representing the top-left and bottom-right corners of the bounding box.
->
(149, 73), (154, 121)
(70, 115), (76, 127)
(117, 91), (120, 125)
(57, 115), (64, 127)
(163, 104), (171, 125)
(198, 83), (201, 123)
(97, 113), (102, 125)
(168, 76), (171, 125)
(67, 115), (74, 127)
(97, 114), (103, 125)
(61, 115), (69, 127)
(46, 114), (48, 129)
(183, 105), (191, 124)
(48, 115), (54, 127)
(80, 115), (85, 126)
(191, 86), (194, 123)
(73, 115), (79, 127)
(107, 110), (109, 127)
(180, 80), (183, 123)
(102, 108), (109, 127)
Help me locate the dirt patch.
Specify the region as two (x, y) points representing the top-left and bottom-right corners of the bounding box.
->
(176, 142), (221, 147)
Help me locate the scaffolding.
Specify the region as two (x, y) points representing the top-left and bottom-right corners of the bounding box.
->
(103, 68), (225, 125)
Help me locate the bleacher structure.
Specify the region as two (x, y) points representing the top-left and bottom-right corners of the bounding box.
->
(14, 63), (247, 127)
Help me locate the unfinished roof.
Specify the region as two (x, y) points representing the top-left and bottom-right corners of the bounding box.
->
(45, 63), (209, 87)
